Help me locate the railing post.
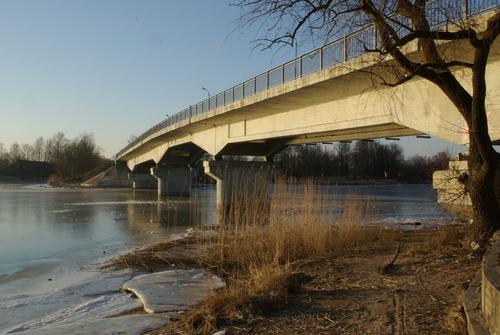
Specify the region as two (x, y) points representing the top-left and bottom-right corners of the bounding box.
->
(253, 77), (256, 95)
(319, 47), (323, 70)
(266, 72), (269, 89)
(372, 24), (377, 49)
(299, 55), (303, 77)
(281, 64), (285, 84)
(344, 36), (348, 61)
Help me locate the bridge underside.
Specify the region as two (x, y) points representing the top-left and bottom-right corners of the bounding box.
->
(118, 31), (500, 174)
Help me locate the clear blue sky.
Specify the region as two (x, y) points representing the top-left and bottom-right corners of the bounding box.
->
(0, 0), (459, 158)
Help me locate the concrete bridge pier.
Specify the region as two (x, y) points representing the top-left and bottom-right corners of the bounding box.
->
(203, 160), (274, 225)
(128, 173), (157, 189)
(151, 165), (192, 197)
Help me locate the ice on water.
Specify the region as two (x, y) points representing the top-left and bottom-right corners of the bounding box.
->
(0, 269), (224, 335)
(123, 269), (226, 313)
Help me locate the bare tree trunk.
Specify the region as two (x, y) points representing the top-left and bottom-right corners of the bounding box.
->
(466, 45), (500, 238)
(468, 138), (500, 236)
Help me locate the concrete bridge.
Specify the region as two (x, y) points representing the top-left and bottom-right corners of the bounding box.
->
(115, 3), (500, 201)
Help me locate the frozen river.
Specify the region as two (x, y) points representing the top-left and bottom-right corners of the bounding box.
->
(0, 183), (453, 332)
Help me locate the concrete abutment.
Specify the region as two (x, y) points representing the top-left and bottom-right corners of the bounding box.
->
(151, 165), (192, 197)
(203, 160), (274, 225)
(433, 158), (500, 220)
(464, 239), (500, 335)
(128, 173), (157, 189)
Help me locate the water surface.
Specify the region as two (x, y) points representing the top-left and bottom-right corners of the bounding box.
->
(0, 185), (214, 298)
(0, 183), (453, 332)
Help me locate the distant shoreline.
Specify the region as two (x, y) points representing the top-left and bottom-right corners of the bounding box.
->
(0, 178), (432, 189)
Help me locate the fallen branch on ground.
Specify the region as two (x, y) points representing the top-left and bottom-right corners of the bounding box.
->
(380, 244), (400, 275)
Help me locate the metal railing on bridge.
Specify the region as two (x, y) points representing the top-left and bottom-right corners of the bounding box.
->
(116, 0), (499, 159)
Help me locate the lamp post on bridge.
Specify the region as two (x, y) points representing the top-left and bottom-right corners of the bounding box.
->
(201, 87), (211, 98)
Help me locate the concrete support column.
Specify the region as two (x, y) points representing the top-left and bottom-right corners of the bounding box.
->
(128, 173), (157, 189)
(115, 160), (128, 168)
(203, 160), (274, 225)
(151, 165), (192, 197)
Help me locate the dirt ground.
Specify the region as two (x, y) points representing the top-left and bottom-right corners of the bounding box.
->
(148, 226), (480, 335)
(227, 237), (476, 334)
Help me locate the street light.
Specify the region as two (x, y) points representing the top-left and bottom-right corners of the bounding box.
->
(201, 87), (211, 98)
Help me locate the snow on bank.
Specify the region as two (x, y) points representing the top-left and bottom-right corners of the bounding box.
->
(123, 269), (225, 313)
(1, 266), (224, 335)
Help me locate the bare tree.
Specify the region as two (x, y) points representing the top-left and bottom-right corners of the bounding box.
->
(44, 133), (102, 179)
(45, 133), (69, 164)
(33, 137), (46, 162)
(20, 143), (34, 160)
(0, 143), (8, 161)
(9, 143), (22, 162)
(337, 142), (351, 177)
(237, 0), (500, 237)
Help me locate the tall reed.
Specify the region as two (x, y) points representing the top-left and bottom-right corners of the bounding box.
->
(182, 173), (398, 334)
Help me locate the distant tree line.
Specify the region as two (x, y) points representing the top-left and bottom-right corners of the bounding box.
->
(0, 133), (104, 181)
(0, 134), (449, 183)
(274, 140), (450, 182)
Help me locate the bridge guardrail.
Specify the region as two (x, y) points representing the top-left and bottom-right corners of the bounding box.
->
(116, 0), (499, 159)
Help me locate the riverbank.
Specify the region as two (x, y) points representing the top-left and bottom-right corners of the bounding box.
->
(104, 223), (479, 335)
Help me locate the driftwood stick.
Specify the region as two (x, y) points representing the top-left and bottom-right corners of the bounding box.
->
(380, 244), (400, 275)
(430, 294), (448, 305)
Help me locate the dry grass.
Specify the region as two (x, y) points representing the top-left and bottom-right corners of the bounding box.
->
(103, 236), (205, 272)
(165, 177), (401, 334)
(47, 174), (65, 186)
(182, 265), (297, 335)
(201, 219), (396, 278)
(403, 224), (468, 257)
